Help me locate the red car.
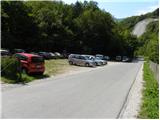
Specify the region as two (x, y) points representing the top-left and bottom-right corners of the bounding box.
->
(15, 53), (45, 75)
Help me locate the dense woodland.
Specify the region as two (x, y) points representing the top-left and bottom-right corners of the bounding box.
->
(1, 1), (159, 62)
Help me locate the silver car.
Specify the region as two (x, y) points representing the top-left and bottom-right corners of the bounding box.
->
(89, 56), (107, 66)
(68, 54), (96, 67)
(82, 55), (107, 66)
(94, 57), (107, 65)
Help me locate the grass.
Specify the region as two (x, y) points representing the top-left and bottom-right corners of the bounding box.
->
(1, 73), (49, 84)
(1, 59), (71, 84)
(44, 59), (72, 76)
(138, 62), (159, 119)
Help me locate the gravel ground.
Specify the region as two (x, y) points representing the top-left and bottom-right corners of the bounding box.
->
(120, 63), (144, 118)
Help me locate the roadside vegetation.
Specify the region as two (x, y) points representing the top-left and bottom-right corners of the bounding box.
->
(119, 9), (159, 64)
(138, 62), (159, 118)
(135, 21), (159, 63)
(1, 56), (20, 83)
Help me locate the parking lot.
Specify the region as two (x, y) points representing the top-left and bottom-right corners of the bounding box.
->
(1, 60), (125, 91)
(1, 48), (133, 84)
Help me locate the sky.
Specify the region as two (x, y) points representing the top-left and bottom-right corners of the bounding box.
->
(61, 0), (159, 18)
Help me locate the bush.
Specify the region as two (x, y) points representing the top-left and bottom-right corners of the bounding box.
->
(138, 62), (159, 118)
(1, 56), (21, 83)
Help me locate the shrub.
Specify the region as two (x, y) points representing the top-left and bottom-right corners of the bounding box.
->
(138, 62), (159, 118)
(1, 56), (21, 83)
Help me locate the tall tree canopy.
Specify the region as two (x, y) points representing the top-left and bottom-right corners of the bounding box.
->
(2, 1), (157, 59)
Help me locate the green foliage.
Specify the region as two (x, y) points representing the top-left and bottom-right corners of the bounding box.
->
(138, 62), (159, 118)
(1, 1), (39, 50)
(120, 8), (159, 63)
(1, 56), (49, 83)
(1, 56), (20, 83)
(119, 8), (159, 32)
(2, 1), (156, 58)
(136, 21), (159, 63)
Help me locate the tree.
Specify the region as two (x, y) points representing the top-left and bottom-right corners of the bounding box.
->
(1, 1), (38, 50)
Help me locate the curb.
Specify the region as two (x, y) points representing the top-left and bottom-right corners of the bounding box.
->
(117, 63), (143, 118)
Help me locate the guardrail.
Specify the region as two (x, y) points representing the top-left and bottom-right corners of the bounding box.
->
(149, 61), (159, 83)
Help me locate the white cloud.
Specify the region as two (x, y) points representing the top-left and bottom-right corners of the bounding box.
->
(135, 5), (159, 15)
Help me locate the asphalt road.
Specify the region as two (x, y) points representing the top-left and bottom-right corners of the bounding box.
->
(2, 61), (143, 118)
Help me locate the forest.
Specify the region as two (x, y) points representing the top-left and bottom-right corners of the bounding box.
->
(1, 1), (159, 62)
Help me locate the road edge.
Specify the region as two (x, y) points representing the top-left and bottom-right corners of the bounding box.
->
(117, 62), (144, 118)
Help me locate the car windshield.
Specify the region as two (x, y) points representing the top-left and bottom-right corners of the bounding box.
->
(85, 56), (90, 59)
(31, 56), (44, 63)
(88, 57), (95, 60)
(15, 49), (25, 53)
(80, 56), (88, 60)
(95, 57), (102, 60)
(39, 52), (46, 54)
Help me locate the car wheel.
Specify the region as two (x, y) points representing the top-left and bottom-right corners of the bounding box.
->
(69, 61), (73, 65)
(85, 63), (89, 67)
(95, 62), (98, 66)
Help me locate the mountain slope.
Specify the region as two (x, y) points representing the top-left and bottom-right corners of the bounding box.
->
(132, 18), (158, 37)
(119, 8), (159, 32)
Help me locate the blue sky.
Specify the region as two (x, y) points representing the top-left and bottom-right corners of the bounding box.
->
(62, 0), (159, 18)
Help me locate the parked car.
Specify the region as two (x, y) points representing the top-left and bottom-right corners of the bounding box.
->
(103, 56), (110, 60)
(30, 52), (39, 55)
(38, 52), (52, 59)
(54, 52), (63, 58)
(0, 49), (10, 56)
(84, 55), (107, 66)
(15, 53), (45, 75)
(115, 56), (122, 61)
(122, 56), (132, 62)
(95, 54), (104, 59)
(94, 57), (107, 65)
(68, 54), (96, 67)
(13, 49), (25, 54)
(48, 52), (57, 59)
(95, 54), (109, 61)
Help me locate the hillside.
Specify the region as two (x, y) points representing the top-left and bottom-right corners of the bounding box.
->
(118, 8), (159, 63)
(135, 20), (159, 63)
(132, 18), (158, 37)
(119, 8), (159, 32)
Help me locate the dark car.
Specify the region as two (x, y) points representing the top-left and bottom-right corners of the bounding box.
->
(115, 56), (122, 61)
(13, 49), (25, 54)
(38, 52), (52, 59)
(122, 56), (132, 62)
(30, 52), (39, 55)
(0, 49), (10, 56)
